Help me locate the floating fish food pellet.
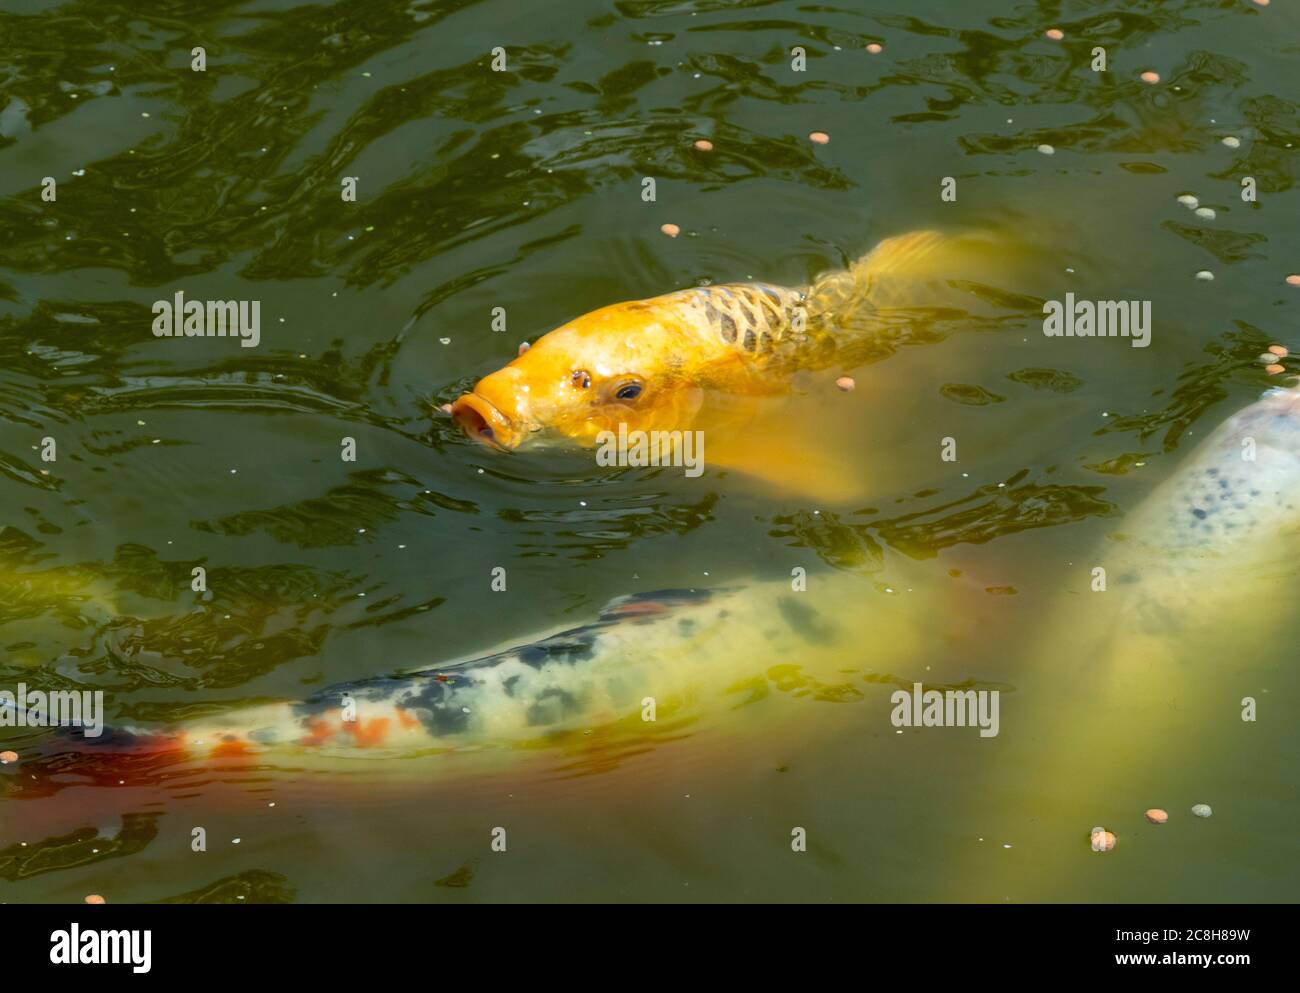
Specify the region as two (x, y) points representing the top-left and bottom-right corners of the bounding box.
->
(660, 223), (680, 238)
(1268, 344), (1288, 357)
(438, 403), (452, 415)
(1286, 275), (1300, 286)
(84, 894), (106, 904)
(1177, 194), (1199, 208)
(693, 139), (713, 152)
(1090, 827), (1117, 852)
(1195, 270), (1214, 281)
(0, 750), (16, 764)
(1191, 803), (1212, 818)
(809, 131), (830, 144)
(1037, 144), (1055, 155)
(1140, 71), (1160, 84)
(1145, 808), (1168, 824)
(1045, 29), (1064, 41)
(836, 376), (856, 392)
(518, 341), (530, 355)
(1195, 207), (1216, 219)
(1222, 136), (1241, 148)
(866, 44), (883, 54)
(1265, 364), (1285, 375)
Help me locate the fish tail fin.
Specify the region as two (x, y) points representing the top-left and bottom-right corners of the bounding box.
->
(806, 230), (950, 317)
(0, 724), (199, 860)
(1, 718), (191, 800)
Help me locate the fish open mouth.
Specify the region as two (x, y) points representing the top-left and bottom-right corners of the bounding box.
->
(449, 392), (518, 449)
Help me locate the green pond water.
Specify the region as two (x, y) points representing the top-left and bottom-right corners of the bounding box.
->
(1, 0), (1298, 903)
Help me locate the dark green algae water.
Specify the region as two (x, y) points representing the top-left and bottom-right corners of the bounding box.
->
(0, 0), (1298, 902)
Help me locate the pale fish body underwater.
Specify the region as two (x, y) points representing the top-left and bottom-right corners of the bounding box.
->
(953, 383), (1300, 899)
(7, 571), (918, 798)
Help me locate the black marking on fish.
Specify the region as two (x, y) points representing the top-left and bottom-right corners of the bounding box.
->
(777, 596), (835, 644)
(760, 332), (774, 352)
(285, 589), (720, 740)
(739, 301), (757, 328)
(286, 671), (463, 738)
(408, 685), (472, 736)
(743, 328), (757, 352)
(703, 300), (721, 326)
(720, 312), (737, 343)
(526, 687), (581, 726)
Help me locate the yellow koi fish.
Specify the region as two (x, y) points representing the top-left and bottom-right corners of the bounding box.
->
(449, 231), (971, 498)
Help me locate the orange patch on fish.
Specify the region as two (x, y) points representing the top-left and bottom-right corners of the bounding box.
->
(300, 716), (334, 747)
(345, 717), (392, 748)
(607, 601), (672, 617)
(211, 738), (252, 759)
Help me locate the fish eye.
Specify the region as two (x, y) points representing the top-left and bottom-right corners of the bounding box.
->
(572, 370), (592, 390)
(615, 382), (642, 401)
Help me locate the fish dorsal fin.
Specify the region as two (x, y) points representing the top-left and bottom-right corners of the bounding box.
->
(807, 230), (950, 316)
(854, 229), (949, 280)
(597, 588), (719, 621)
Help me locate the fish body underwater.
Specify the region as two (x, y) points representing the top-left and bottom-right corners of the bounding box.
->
(953, 383), (1300, 900)
(4, 575), (899, 797)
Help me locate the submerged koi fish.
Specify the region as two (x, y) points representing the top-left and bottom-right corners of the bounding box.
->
(952, 379), (1300, 898)
(7, 575), (898, 793)
(447, 231), (956, 489)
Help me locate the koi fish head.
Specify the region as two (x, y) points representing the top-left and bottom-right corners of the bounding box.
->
(449, 302), (705, 449)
